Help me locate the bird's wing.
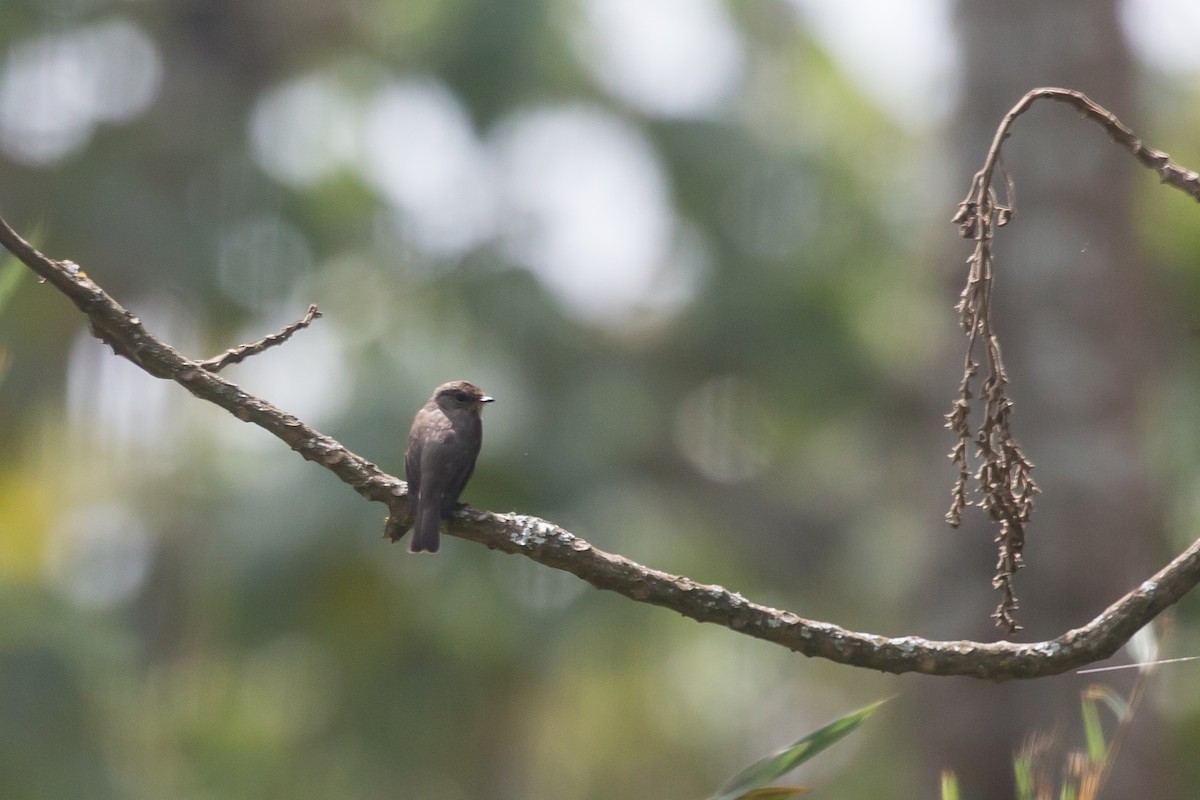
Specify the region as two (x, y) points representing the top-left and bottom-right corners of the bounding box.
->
(404, 405), (446, 497)
(403, 423), (422, 496)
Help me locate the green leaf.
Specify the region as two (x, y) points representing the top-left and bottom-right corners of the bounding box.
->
(1079, 684), (1128, 764)
(1013, 755), (1034, 800)
(732, 788), (810, 799)
(940, 770), (960, 800)
(709, 699), (888, 800)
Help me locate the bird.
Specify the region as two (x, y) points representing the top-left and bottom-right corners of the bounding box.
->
(403, 380), (494, 553)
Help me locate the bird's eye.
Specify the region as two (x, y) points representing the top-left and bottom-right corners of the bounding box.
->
(455, 392), (469, 403)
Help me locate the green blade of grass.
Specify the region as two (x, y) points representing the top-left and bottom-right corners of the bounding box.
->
(1013, 755), (1034, 800)
(710, 699), (888, 800)
(1080, 689), (1111, 764)
(731, 788), (810, 799)
(940, 770), (960, 800)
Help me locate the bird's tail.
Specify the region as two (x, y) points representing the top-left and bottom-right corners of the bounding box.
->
(409, 501), (441, 553)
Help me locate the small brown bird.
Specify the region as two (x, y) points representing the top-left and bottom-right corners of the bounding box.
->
(404, 380), (494, 553)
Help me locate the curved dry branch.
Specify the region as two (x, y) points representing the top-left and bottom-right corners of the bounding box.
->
(4, 215), (1199, 680)
(7, 84), (1200, 680)
(947, 87), (1200, 634)
(974, 88), (1200, 206)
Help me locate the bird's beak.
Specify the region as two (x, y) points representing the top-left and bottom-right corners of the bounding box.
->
(480, 395), (495, 404)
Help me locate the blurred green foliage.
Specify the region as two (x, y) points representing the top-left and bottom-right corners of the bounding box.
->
(945, 680), (1142, 800)
(1, 1), (1199, 799)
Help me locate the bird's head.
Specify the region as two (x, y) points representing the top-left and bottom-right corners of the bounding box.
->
(433, 380), (494, 414)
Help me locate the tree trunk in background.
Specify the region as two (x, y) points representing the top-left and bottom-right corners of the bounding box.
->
(918, 1), (1167, 797)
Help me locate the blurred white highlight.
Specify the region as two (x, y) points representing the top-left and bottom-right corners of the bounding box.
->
(572, 0), (745, 118)
(0, 18), (161, 165)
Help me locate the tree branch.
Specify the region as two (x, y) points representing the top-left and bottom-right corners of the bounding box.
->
(971, 88), (1200, 207)
(947, 87), (1200, 634)
(4, 88), (1199, 680)
(199, 303), (323, 373)
(0, 217), (408, 517)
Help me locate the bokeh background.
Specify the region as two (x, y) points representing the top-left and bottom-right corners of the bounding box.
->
(2, 0), (1200, 798)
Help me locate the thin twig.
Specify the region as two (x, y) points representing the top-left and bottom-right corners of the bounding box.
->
(199, 304), (322, 373)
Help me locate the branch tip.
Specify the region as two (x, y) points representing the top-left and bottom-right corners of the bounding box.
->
(200, 303), (323, 373)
